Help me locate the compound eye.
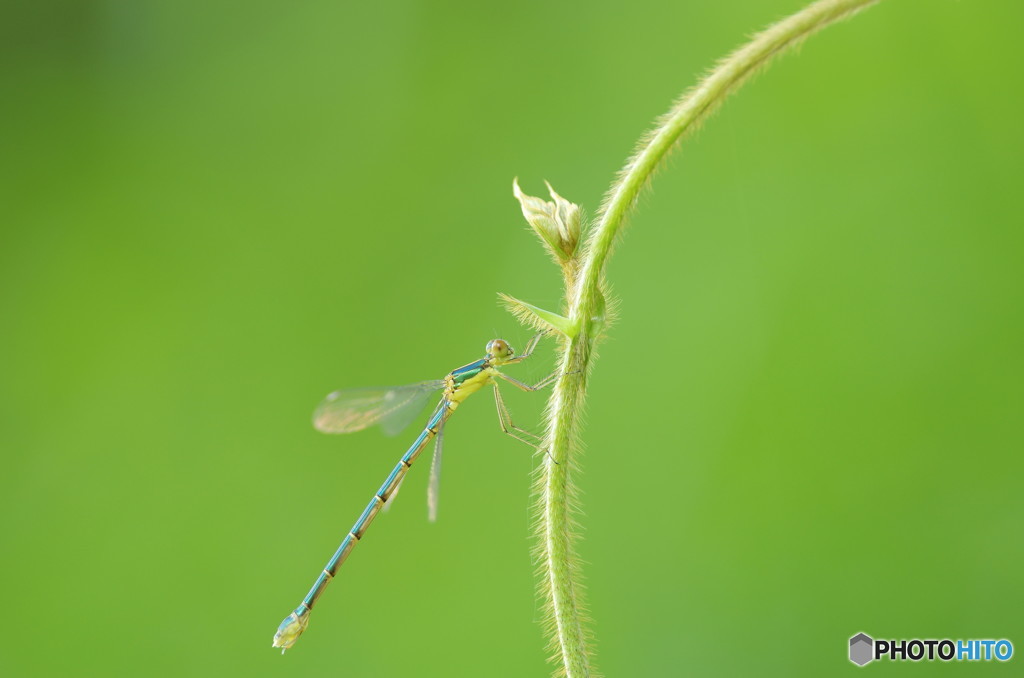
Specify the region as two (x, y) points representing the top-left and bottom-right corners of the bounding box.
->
(486, 338), (510, 357)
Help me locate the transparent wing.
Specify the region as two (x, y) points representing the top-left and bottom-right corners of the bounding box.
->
(313, 380), (445, 435)
(427, 420), (445, 523)
(387, 400), (446, 516)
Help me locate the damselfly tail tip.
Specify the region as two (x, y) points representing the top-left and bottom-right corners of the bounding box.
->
(272, 608), (310, 654)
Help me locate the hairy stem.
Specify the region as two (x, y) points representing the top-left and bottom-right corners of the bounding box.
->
(535, 1), (880, 676)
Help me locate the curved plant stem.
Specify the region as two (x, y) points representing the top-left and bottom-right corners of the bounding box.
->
(534, 1), (880, 676)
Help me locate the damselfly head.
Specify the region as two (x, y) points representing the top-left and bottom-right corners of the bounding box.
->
(486, 338), (513, 361)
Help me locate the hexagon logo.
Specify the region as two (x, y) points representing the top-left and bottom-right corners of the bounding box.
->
(850, 632), (874, 666)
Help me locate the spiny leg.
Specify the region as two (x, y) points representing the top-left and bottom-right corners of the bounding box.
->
(495, 333), (559, 460)
(492, 382), (545, 446)
(503, 332), (546, 365)
(520, 332), (545, 358)
(492, 382), (558, 465)
(501, 333), (570, 388)
(494, 369), (561, 393)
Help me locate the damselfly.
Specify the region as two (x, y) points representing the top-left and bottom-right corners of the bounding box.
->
(273, 334), (554, 652)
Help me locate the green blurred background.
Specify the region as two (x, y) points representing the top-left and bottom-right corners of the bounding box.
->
(2, 1), (1021, 676)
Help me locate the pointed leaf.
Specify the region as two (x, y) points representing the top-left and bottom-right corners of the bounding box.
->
(499, 293), (575, 337)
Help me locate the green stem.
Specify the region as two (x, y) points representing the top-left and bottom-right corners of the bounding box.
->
(536, 1), (880, 675)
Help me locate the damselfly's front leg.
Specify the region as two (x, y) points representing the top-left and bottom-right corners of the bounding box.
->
(501, 332), (546, 366)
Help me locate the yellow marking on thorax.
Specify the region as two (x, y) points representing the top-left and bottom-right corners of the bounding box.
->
(446, 367), (497, 406)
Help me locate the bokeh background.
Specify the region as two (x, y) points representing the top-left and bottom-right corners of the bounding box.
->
(2, 1), (1021, 676)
